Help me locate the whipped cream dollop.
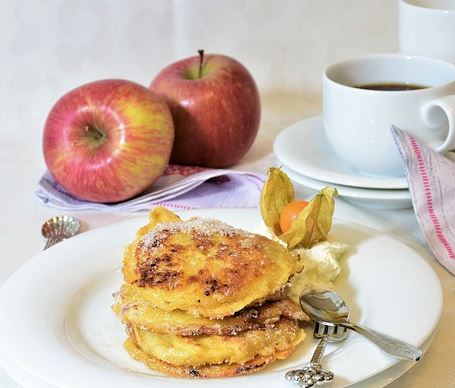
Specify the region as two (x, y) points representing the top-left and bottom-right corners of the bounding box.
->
(287, 240), (350, 303)
(255, 223), (349, 303)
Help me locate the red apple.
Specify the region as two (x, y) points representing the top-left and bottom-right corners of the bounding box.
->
(43, 79), (174, 203)
(150, 51), (260, 168)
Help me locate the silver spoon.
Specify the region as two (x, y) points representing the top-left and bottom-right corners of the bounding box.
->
(300, 290), (422, 361)
(41, 215), (81, 250)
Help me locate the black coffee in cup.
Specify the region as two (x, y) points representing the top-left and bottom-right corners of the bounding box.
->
(355, 82), (429, 91)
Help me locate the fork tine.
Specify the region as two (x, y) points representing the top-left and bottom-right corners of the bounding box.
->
(315, 321), (334, 336)
(336, 325), (347, 334)
(332, 324), (349, 342)
(314, 321), (348, 341)
(316, 321), (326, 336)
(336, 324), (348, 334)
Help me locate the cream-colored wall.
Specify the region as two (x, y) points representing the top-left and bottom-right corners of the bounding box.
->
(0, 0), (397, 170)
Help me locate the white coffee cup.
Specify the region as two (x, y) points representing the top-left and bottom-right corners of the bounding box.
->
(399, 0), (455, 63)
(323, 54), (455, 177)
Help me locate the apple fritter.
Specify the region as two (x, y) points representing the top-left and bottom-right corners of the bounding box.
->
(113, 291), (308, 336)
(127, 318), (305, 368)
(124, 337), (293, 378)
(122, 207), (303, 318)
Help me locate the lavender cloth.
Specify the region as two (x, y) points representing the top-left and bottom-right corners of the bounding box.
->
(36, 165), (265, 212)
(392, 126), (455, 275)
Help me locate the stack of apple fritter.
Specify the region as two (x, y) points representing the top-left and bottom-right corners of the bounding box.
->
(113, 207), (307, 378)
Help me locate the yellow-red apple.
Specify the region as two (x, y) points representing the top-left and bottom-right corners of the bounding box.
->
(43, 79), (174, 203)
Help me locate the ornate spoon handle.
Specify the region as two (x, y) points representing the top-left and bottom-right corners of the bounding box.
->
(43, 236), (62, 250)
(285, 336), (334, 387)
(310, 336), (327, 363)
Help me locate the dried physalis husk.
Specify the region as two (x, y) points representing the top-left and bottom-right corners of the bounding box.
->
(260, 167), (295, 235)
(279, 187), (338, 249)
(260, 168), (338, 249)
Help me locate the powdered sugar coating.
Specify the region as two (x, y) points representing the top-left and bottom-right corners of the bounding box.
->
(142, 217), (255, 249)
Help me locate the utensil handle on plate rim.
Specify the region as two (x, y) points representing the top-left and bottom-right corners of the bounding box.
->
(341, 321), (422, 361)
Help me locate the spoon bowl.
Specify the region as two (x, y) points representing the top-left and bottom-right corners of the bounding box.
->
(300, 290), (422, 361)
(300, 290), (350, 324)
(41, 215), (81, 249)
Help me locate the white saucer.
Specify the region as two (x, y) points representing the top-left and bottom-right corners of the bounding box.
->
(273, 116), (409, 190)
(279, 163), (413, 210)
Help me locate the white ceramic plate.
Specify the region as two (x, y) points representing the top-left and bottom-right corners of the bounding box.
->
(0, 209), (442, 388)
(273, 116), (409, 189)
(0, 349), (52, 388)
(279, 163), (413, 210)
(0, 332), (437, 388)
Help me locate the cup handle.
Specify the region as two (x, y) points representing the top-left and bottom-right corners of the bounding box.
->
(423, 95), (455, 153)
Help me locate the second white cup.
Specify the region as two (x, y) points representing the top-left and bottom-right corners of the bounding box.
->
(399, 0), (455, 64)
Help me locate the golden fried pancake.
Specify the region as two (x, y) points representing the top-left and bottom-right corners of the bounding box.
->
(122, 207), (302, 318)
(114, 291), (307, 336)
(116, 207), (308, 378)
(124, 337), (293, 378)
(127, 318), (305, 367)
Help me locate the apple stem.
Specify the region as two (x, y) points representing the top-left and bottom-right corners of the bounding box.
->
(85, 125), (105, 141)
(198, 49), (204, 78)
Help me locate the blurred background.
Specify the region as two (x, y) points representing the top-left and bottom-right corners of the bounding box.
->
(0, 0), (397, 180)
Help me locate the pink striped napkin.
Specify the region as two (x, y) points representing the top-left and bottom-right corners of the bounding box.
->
(392, 126), (455, 275)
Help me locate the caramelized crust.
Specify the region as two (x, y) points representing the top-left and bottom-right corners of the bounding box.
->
(122, 207), (302, 318)
(113, 295), (308, 336)
(127, 318), (305, 367)
(124, 318), (305, 377)
(124, 337), (293, 378)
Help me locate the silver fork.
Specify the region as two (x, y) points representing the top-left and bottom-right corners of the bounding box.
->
(285, 322), (348, 387)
